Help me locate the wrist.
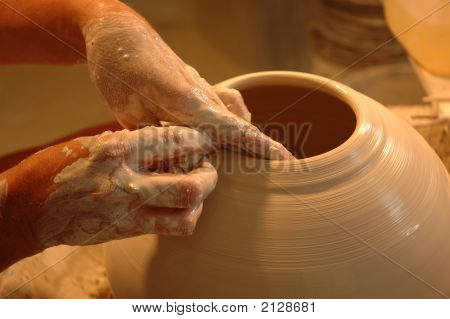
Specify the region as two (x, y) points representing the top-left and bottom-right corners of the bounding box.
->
(68, 0), (142, 32)
(0, 170), (39, 271)
(0, 140), (89, 270)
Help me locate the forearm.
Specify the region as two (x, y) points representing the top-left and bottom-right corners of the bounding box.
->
(0, 140), (87, 271)
(0, 0), (140, 65)
(0, 169), (36, 271)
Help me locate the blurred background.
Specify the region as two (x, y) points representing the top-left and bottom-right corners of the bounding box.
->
(0, 0), (426, 156)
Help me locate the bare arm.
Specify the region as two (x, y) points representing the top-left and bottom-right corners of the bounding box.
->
(0, 0), (293, 159)
(0, 139), (86, 270)
(0, 0), (128, 64)
(0, 127), (217, 271)
(0, 0), (293, 270)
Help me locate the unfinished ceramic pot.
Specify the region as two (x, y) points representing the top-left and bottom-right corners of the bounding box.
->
(105, 71), (450, 298)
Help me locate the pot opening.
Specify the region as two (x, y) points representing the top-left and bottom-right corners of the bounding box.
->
(239, 85), (357, 159)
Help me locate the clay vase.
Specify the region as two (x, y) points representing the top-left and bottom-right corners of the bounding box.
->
(105, 71), (450, 298)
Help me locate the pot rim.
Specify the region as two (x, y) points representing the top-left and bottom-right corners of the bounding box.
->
(216, 71), (369, 167)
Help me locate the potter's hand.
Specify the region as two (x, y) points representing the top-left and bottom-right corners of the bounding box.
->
(35, 126), (217, 248)
(84, 12), (294, 160)
(0, 126), (217, 271)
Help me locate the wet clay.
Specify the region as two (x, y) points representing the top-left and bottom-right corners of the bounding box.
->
(105, 72), (450, 298)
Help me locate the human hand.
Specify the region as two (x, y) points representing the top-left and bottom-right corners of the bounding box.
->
(32, 126), (217, 249)
(83, 12), (294, 160)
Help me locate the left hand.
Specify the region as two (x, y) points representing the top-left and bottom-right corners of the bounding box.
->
(34, 126), (218, 248)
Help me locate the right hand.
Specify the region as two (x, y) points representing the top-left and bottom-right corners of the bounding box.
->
(83, 11), (294, 160)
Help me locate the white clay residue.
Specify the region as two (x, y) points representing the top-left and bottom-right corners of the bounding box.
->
(36, 126), (217, 249)
(83, 12), (293, 159)
(0, 179), (8, 218)
(62, 146), (73, 157)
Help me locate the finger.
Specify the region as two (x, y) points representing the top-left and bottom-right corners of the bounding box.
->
(197, 114), (295, 160)
(176, 86), (294, 160)
(164, 153), (206, 173)
(214, 87), (252, 122)
(116, 109), (162, 130)
(99, 126), (215, 166)
(240, 124), (295, 160)
(136, 204), (204, 236)
(138, 126), (214, 164)
(119, 161), (218, 209)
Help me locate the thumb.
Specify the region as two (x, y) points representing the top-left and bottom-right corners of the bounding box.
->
(214, 86), (252, 122)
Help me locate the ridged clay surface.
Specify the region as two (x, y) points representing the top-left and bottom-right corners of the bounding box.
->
(105, 72), (450, 298)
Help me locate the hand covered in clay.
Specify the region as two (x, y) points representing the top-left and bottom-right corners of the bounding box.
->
(33, 126), (217, 248)
(84, 12), (294, 160)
